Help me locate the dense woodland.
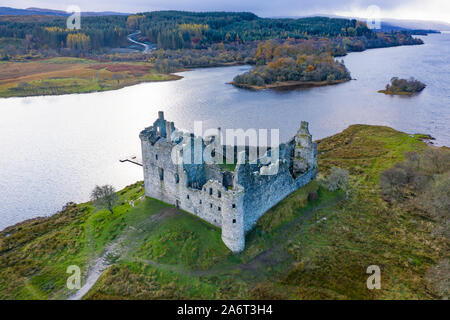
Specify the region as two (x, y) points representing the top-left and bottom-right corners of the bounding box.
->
(0, 11), (425, 90)
(0, 11), (422, 60)
(134, 12), (376, 49)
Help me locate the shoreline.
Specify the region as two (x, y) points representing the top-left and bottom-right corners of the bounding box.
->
(230, 78), (350, 90)
(0, 62), (249, 99)
(378, 89), (423, 96)
(0, 37), (427, 99)
(0, 74), (183, 99)
(0, 126), (443, 233)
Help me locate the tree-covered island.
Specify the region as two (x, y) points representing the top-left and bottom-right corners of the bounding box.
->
(378, 77), (426, 95)
(231, 39), (351, 89)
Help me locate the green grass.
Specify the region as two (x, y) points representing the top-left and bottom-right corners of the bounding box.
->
(0, 59), (181, 98)
(219, 162), (237, 172)
(0, 202), (92, 299)
(0, 182), (149, 299)
(0, 73), (178, 98)
(134, 212), (228, 270)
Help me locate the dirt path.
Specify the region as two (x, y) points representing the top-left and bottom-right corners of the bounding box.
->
(67, 208), (177, 300)
(67, 249), (113, 300)
(68, 196), (342, 299)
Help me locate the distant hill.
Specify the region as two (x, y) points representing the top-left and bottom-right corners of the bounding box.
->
(272, 14), (450, 32)
(0, 6), (129, 17)
(378, 18), (450, 32)
(378, 22), (440, 35)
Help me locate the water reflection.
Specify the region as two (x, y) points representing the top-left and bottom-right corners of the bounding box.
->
(0, 33), (449, 229)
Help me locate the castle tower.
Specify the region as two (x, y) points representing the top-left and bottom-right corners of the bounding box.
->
(140, 113), (318, 254)
(154, 111), (167, 137)
(292, 121), (315, 176)
(165, 121), (175, 140)
(220, 191), (245, 253)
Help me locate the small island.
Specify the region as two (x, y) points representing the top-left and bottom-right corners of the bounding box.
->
(231, 40), (351, 90)
(378, 77), (426, 95)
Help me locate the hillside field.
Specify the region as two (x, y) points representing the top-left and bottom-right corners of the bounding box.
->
(0, 57), (180, 98)
(0, 125), (447, 299)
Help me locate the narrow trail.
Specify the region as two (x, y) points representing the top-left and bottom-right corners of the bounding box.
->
(67, 207), (175, 300)
(68, 234), (125, 300)
(67, 250), (112, 300)
(135, 195), (344, 279)
(68, 195), (343, 299)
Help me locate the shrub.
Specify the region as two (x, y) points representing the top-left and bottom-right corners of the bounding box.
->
(324, 167), (349, 191)
(379, 167), (408, 199)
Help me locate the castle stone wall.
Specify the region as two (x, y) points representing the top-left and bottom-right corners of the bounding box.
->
(140, 112), (317, 253)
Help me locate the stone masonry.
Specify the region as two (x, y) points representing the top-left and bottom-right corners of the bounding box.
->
(140, 112), (318, 252)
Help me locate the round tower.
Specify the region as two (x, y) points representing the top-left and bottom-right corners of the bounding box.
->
(221, 191), (245, 253)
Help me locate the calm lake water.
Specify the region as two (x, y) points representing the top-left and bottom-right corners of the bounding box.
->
(0, 33), (449, 230)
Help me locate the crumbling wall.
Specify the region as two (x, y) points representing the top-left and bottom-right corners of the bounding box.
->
(235, 141), (317, 233)
(140, 112), (318, 253)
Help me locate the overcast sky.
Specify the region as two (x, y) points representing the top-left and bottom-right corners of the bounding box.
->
(3, 0), (449, 23)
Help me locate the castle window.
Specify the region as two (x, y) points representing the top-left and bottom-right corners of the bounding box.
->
(155, 154), (158, 160)
(187, 194), (189, 200)
(218, 190), (221, 198)
(209, 188), (213, 195)
(232, 204), (236, 209)
(174, 173), (179, 184)
(199, 200), (202, 204)
(211, 149), (216, 157)
(210, 203), (213, 208)
(233, 219), (236, 224)
(158, 168), (164, 181)
(218, 207), (221, 211)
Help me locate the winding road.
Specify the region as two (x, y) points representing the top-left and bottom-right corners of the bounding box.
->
(127, 31), (155, 53)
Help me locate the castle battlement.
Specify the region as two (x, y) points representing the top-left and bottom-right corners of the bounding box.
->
(140, 112), (317, 252)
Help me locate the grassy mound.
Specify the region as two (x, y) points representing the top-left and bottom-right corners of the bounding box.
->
(0, 125), (445, 300)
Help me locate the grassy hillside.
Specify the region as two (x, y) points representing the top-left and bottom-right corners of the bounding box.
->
(0, 57), (180, 98)
(0, 125), (446, 299)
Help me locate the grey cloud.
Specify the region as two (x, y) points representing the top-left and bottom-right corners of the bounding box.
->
(2, 0), (448, 22)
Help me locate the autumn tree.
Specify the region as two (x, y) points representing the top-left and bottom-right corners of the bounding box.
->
(90, 185), (118, 214)
(66, 33), (91, 51)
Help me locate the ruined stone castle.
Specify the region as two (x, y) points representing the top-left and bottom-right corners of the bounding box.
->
(139, 112), (318, 252)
